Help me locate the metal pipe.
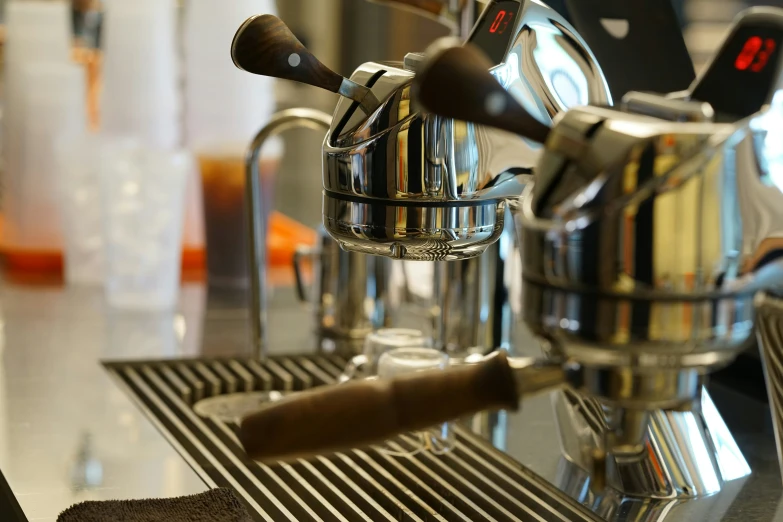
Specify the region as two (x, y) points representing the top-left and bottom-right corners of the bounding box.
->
(245, 108), (333, 358)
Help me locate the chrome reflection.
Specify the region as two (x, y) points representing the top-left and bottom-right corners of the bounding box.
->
(553, 387), (749, 499)
(519, 96), (783, 380)
(519, 79), (783, 498)
(322, 0), (610, 260)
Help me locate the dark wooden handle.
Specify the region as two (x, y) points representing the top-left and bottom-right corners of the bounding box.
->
(414, 44), (551, 144)
(231, 14), (344, 93)
(239, 351), (519, 462)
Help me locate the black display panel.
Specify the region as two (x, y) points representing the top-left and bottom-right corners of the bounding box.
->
(565, 0), (695, 101)
(690, 21), (783, 121)
(468, 0), (521, 65)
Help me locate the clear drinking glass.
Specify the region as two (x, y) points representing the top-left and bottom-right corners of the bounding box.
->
(101, 144), (192, 310)
(340, 328), (429, 382)
(197, 143), (281, 290)
(376, 347), (455, 457)
(56, 134), (117, 285)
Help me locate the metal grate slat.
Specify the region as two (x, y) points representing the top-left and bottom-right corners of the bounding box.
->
(104, 355), (602, 522)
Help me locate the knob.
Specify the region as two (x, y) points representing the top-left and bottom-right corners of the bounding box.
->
(232, 15), (379, 113)
(413, 41), (551, 144)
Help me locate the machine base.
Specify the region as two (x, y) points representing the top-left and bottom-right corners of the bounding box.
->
(553, 387), (751, 499)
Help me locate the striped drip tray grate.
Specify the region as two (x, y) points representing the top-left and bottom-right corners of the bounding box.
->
(104, 355), (600, 522)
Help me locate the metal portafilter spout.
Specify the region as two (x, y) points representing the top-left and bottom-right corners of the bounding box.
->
(239, 352), (568, 463)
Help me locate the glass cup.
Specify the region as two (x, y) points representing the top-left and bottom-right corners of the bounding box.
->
(56, 134), (111, 286)
(339, 328), (429, 383)
(376, 347), (455, 457)
(101, 144), (192, 310)
(100, 0), (180, 149)
(197, 147), (281, 290)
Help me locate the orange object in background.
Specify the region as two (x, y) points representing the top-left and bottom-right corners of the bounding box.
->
(0, 211), (316, 285)
(181, 210), (317, 282)
(1, 45), (317, 285)
(268, 211), (318, 266)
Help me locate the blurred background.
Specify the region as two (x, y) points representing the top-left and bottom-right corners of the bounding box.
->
(0, 0), (776, 297)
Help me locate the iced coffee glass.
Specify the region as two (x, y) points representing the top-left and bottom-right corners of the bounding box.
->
(197, 142), (282, 289)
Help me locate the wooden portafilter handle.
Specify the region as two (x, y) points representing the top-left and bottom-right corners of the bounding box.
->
(239, 352), (565, 463)
(413, 43), (552, 144)
(231, 14), (379, 112)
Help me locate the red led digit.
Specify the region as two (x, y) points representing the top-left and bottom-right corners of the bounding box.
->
(489, 10), (506, 33)
(498, 11), (514, 34)
(735, 36), (763, 71)
(751, 38), (777, 72)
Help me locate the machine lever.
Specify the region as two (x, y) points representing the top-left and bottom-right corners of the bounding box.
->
(413, 42), (552, 144)
(232, 14), (380, 113)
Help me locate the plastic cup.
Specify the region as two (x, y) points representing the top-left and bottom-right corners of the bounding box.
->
(4, 1), (71, 61)
(183, 0), (278, 149)
(182, 0), (278, 255)
(100, 0), (180, 149)
(101, 144), (192, 310)
(19, 62), (87, 246)
(376, 347), (455, 456)
(56, 135), (132, 286)
(197, 143), (282, 290)
(2, 62), (87, 254)
(2, 0), (72, 232)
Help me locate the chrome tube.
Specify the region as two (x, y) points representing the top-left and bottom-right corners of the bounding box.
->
(245, 108), (332, 358)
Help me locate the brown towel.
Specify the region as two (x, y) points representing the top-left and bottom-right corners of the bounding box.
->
(57, 488), (253, 522)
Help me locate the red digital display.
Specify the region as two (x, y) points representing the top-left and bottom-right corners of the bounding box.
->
(488, 10), (514, 35)
(469, 1), (521, 65)
(734, 36), (777, 72)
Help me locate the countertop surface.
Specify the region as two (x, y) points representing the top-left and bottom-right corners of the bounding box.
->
(0, 280), (782, 521)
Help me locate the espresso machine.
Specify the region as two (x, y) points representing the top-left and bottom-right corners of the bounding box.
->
(402, 6), (783, 503)
(232, 3), (783, 520)
(233, 0), (610, 362)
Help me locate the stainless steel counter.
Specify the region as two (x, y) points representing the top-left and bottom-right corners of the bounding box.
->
(0, 280), (782, 521)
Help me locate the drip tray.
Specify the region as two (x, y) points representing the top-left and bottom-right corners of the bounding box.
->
(104, 355), (599, 522)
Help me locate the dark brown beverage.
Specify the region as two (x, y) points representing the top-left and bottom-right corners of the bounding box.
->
(199, 153), (279, 289)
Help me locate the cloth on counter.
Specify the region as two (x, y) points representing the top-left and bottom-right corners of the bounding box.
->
(57, 487), (253, 522)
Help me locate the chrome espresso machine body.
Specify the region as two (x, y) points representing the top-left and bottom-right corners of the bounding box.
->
(412, 5), (783, 506)
(321, 0), (610, 260)
(320, 0), (610, 357)
(233, 0), (610, 359)
(233, 2), (783, 520)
